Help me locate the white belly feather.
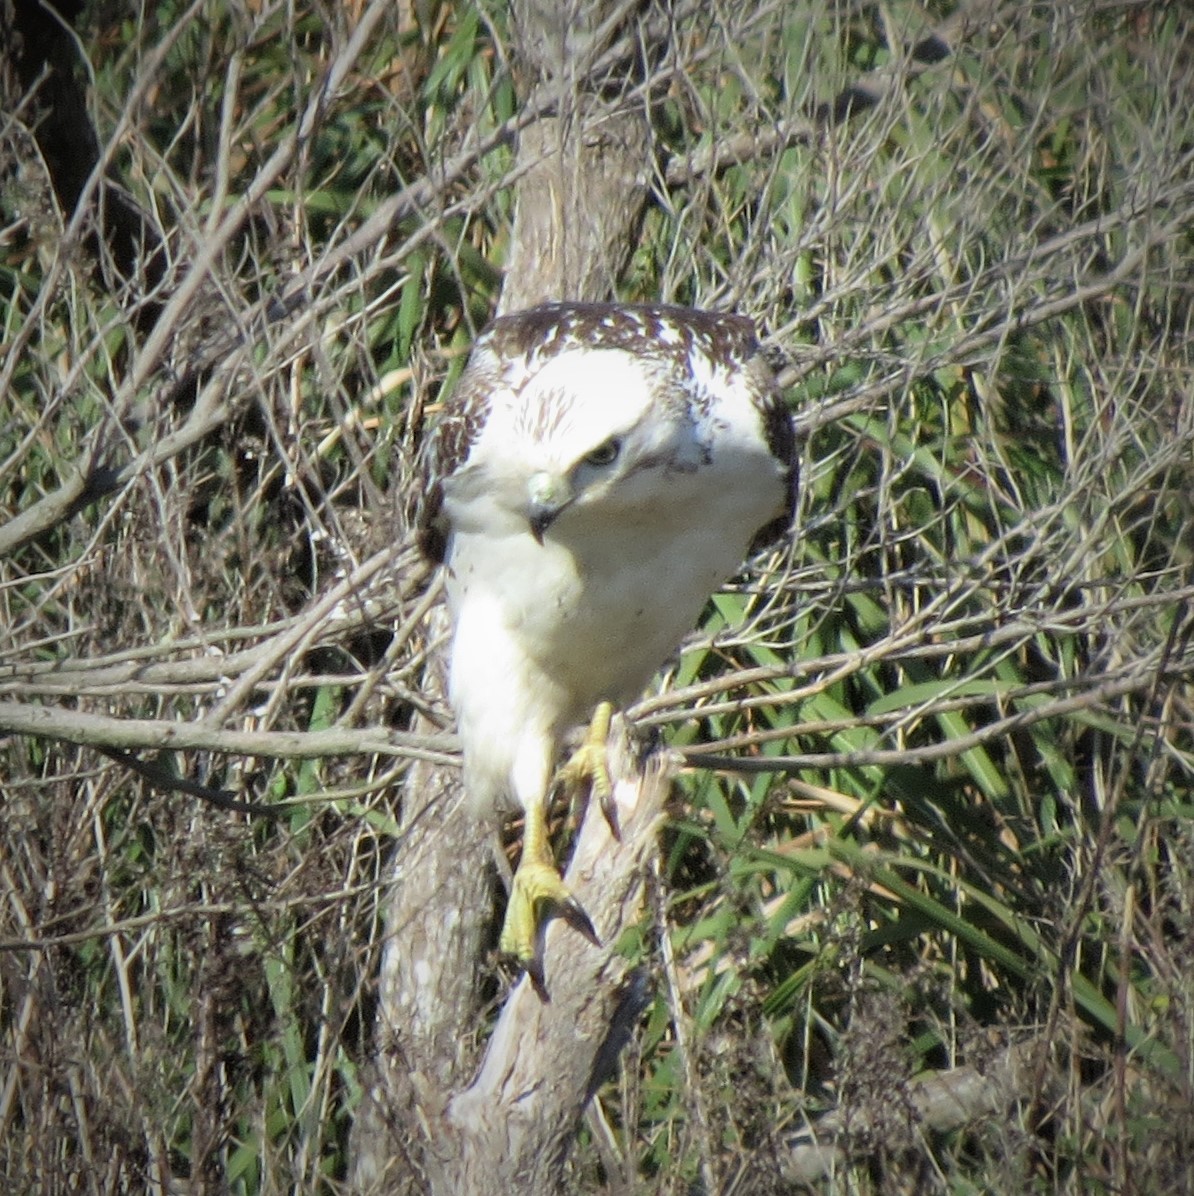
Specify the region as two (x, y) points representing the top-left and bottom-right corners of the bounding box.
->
(445, 436), (785, 814)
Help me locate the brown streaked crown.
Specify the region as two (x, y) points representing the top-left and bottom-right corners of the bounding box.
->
(412, 302), (797, 563)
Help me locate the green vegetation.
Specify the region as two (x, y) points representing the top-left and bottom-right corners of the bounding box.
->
(2, 1), (1192, 1191)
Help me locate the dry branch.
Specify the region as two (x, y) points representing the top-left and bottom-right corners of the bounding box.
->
(0, 699), (451, 763)
(351, 720), (669, 1195)
(769, 1037), (1050, 1187)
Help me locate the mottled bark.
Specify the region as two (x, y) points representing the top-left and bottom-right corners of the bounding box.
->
(350, 684), (669, 1194)
(498, 114), (651, 313)
(348, 609), (494, 1195)
(498, 0), (654, 313)
(348, 3), (663, 1190)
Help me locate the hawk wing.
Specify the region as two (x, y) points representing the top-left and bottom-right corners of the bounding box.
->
(411, 345), (496, 564)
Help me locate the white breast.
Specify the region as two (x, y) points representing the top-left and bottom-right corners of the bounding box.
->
(444, 420), (785, 812)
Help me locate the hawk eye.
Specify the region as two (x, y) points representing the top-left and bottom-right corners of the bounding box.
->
(583, 438), (621, 468)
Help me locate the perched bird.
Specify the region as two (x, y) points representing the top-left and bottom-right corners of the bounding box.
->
(415, 301), (797, 984)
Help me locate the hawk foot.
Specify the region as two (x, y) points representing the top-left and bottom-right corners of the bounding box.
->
(499, 857), (599, 972)
(558, 700), (620, 838)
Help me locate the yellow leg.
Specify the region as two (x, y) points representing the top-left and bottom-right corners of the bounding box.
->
(558, 700), (619, 837)
(499, 794), (598, 974)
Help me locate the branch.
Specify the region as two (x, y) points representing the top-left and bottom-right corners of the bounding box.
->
(353, 722), (672, 1195)
(682, 662), (1183, 775)
(0, 700), (454, 764)
(771, 1037), (1049, 1186)
(664, 0), (1008, 186)
(94, 745), (282, 817)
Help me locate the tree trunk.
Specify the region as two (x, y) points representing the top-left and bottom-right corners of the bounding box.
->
(348, 3), (661, 1191)
(352, 716), (670, 1195)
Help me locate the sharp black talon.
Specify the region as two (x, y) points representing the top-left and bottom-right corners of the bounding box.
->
(526, 955), (549, 1001)
(559, 897), (601, 948)
(599, 787), (621, 840)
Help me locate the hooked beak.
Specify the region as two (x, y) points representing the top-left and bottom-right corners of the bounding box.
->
(527, 472), (573, 544)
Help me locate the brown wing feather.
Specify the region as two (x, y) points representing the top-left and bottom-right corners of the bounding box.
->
(745, 353), (798, 549)
(412, 355), (494, 564)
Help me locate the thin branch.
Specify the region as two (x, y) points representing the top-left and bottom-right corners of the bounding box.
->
(95, 745), (283, 817)
(0, 700), (456, 763)
(682, 658), (1183, 775)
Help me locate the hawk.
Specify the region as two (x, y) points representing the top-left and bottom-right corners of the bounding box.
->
(415, 301), (797, 983)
